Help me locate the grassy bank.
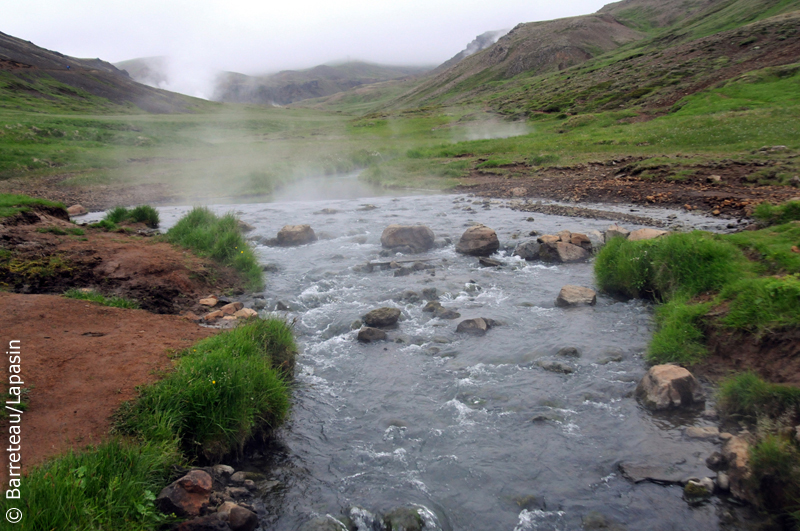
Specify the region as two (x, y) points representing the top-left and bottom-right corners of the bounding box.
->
(595, 206), (800, 525)
(594, 209), (800, 364)
(165, 206), (264, 291)
(1, 317), (296, 530)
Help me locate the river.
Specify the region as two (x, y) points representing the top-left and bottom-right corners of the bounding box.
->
(151, 176), (755, 531)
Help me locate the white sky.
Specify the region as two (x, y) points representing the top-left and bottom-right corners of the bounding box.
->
(5, 0), (612, 97)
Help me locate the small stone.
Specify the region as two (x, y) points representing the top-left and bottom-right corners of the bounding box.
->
(537, 234), (560, 244)
(358, 327), (387, 343)
(628, 228), (668, 241)
(230, 471), (248, 484)
(717, 472), (730, 492)
(685, 426), (719, 440)
(204, 310), (224, 321)
(423, 301), (443, 313)
(456, 318), (490, 336)
(537, 360), (574, 374)
(706, 452), (727, 471)
(220, 302), (244, 315)
(199, 297), (218, 307)
(234, 308), (258, 319)
(557, 347), (580, 358)
(555, 285), (597, 307)
(225, 487), (250, 499)
(363, 307), (401, 327)
(67, 204), (87, 216)
(243, 479), (257, 491)
(213, 464), (235, 478)
(222, 316), (237, 321)
(237, 220), (255, 232)
(707, 175), (722, 184)
(228, 506), (258, 531)
(178, 470), (213, 494)
(478, 256), (502, 267)
(434, 308), (461, 320)
(275, 301), (290, 311)
(683, 480), (711, 503)
(605, 224), (630, 240)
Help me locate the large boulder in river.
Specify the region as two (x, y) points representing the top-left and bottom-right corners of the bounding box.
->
(635, 365), (704, 410)
(277, 224), (317, 246)
(381, 224), (435, 253)
(456, 224), (499, 256)
(363, 307), (401, 328)
(539, 242), (590, 263)
(555, 285), (597, 307)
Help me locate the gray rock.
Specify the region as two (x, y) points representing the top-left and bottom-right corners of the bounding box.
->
(456, 224), (500, 256)
(358, 327), (387, 343)
(423, 301), (443, 313)
(705, 452), (727, 471)
(628, 228), (668, 242)
(684, 426), (720, 440)
(635, 365), (704, 410)
(478, 256), (502, 267)
(212, 465), (235, 479)
(456, 318), (491, 336)
(539, 242), (591, 263)
(557, 347), (580, 358)
(363, 307), (401, 327)
(380, 224), (435, 253)
(400, 290), (421, 303)
(435, 308), (461, 320)
(513, 240), (541, 261)
(299, 516), (349, 531)
(537, 360), (574, 374)
(422, 287), (438, 301)
(605, 224), (630, 240)
(555, 285), (597, 307)
(277, 224), (317, 246)
(716, 472), (730, 492)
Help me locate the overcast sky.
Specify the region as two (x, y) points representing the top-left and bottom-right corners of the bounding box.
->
(6, 0), (611, 97)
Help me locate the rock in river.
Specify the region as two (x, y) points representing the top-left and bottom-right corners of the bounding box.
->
(277, 224), (317, 246)
(555, 285), (597, 307)
(358, 327), (387, 342)
(456, 317), (496, 336)
(635, 365), (704, 410)
(363, 307), (401, 327)
(381, 224), (435, 253)
(456, 224), (499, 256)
(539, 242), (590, 263)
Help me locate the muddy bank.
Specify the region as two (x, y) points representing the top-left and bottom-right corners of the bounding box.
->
(455, 156), (800, 218)
(0, 206), (243, 314)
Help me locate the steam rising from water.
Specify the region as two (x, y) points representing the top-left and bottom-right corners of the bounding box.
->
(454, 119), (531, 142)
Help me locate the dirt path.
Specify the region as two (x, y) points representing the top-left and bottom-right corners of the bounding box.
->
(0, 293), (217, 481)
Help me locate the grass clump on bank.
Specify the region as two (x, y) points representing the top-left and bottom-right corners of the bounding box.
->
(104, 205), (160, 228)
(117, 318), (295, 460)
(166, 207), (263, 290)
(718, 372), (800, 420)
(753, 200), (800, 226)
(63, 288), (140, 309)
(0, 439), (181, 531)
(0, 193), (64, 218)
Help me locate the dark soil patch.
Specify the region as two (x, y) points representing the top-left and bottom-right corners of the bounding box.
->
(0, 206), (243, 314)
(694, 324), (800, 387)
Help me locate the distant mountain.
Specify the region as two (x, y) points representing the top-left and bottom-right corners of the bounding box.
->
(388, 0), (800, 111)
(212, 61), (431, 105)
(0, 32), (202, 113)
(114, 56), (170, 88)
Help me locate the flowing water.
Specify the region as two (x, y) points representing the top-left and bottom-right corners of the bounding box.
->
(151, 176), (755, 531)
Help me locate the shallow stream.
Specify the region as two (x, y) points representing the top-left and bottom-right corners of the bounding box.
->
(152, 176), (754, 531)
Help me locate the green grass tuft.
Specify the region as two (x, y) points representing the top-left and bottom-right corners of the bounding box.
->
(103, 205), (160, 228)
(116, 318), (295, 460)
(718, 372), (800, 419)
(753, 201), (800, 226)
(166, 207), (263, 290)
(0, 439), (182, 531)
(63, 288), (140, 309)
(647, 298), (711, 364)
(720, 275), (800, 334)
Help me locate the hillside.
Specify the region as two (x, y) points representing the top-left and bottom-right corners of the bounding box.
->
(388, 0), (800, 112)
(212, 61), (431, 105)
(114, 56), (170, 88)
(0, 32), (205, 113)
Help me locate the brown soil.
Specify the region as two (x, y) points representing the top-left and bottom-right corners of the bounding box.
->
(0, 292), (217, 481)
(695, 325), (800, 387)
(0, 207), (243, 314)
(455, 155), (800, 218)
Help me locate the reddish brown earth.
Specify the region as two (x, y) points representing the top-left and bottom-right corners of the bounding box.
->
(455, 156), (800, 219)
(0, 206), (251, 476)
(0, 293), (217, 481)
(0, 208), (243, 314)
